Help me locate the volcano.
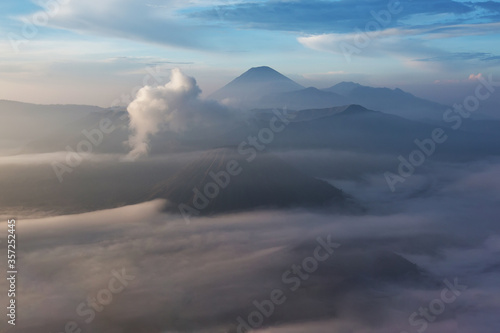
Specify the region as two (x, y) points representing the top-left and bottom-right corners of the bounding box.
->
(148, 148), (347, 215)
(209, 66), (304, 108)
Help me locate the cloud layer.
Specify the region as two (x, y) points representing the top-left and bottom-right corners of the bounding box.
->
(2, 155), (500, 332)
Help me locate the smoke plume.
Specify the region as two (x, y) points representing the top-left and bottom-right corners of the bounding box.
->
(126, 68), (230, 160)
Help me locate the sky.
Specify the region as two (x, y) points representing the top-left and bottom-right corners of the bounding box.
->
(0, 0), (500, 106)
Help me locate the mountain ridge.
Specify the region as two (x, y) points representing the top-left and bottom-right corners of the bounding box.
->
(208, 66), (451, 123)
(324, 81), (449, 122)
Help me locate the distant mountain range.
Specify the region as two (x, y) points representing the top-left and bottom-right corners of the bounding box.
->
(250, 104), (499, 158)
(0, 100), (103, 152)
(6, 66), (498, 157)
(16, 100), (500, 160)
(209, 67), (449, 123)
(259, 87), (351, 110)
(2, 67), (500, 217)
(324, 81), (449, 122)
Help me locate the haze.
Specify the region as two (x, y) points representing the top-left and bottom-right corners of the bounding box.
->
(0, 1), (500, 333)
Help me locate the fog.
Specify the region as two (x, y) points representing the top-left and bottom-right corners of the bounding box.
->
(1, 67), (499, 333)
(1, 151), (499, 332)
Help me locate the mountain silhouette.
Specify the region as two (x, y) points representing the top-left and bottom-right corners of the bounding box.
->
(259, 87), (351, 110)
(209, 66), (304, 108)
(324, 82), (448, 122)
(148, 148), (347, 215)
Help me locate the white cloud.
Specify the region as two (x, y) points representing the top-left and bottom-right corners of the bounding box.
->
(298, 22), (500, 59)
(24, 0), (236, 50)
(126, 68), (233, 159)
(4, 157), (500, 332)
(0, 152), (120, 165)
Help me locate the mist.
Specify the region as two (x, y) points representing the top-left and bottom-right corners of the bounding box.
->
(1, 62), (499, 333)
(1, 140), (499, 331)
(2, 155), (499, 332)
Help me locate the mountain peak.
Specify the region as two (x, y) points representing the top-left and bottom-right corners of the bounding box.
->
(341, 104), (370, 113)
(249, 66), (277, 72)
(209, 66), (304, 107)
(336, 81), (362, 87)
(234, 66), (297, 83)
(325, 81), (364, 95)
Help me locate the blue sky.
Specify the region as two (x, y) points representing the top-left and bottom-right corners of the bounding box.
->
(0, 0), (499, 106)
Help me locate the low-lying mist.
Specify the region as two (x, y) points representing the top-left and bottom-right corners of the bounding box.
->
(1, 151), (499, 333)
(2, 68), (499, 333)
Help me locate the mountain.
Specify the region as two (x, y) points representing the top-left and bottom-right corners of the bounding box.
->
(148, 148), (348, 215)
(258, 87), (351, 110)
(251, 104), (368, 122)
(6, 104), (499, 216)
(208, 67), (451, 123)
(251, 105), (500, 159)
(324, 81), (362, 95)
(324, 82), (448, 123)
(0, 100), (104, 152)
(209, 66), (304, 108)
(291, 104), (370, 121)
(21, 108), (130, 154)
(23, 101), (500, 162)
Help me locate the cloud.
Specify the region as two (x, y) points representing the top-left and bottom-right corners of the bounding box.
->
(29, 0), (218, 50)
(297, 28), (450, 64)
(296, 22), (500, 73)
(189, 0), (486, 34)
(421, 22), (500, 39)
(416, 51), (500, 63)
(21, 0), (500, 54)
(469, 73), (484, 81)
(0, 152), (120, 165)
(20, 0), (275, 52)
(298, 22), (500, 58)
(3, 152), (500, 332)
(126, 68), (232, 159)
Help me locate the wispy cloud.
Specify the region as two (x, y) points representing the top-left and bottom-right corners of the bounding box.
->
(189, 0), (500, 33)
